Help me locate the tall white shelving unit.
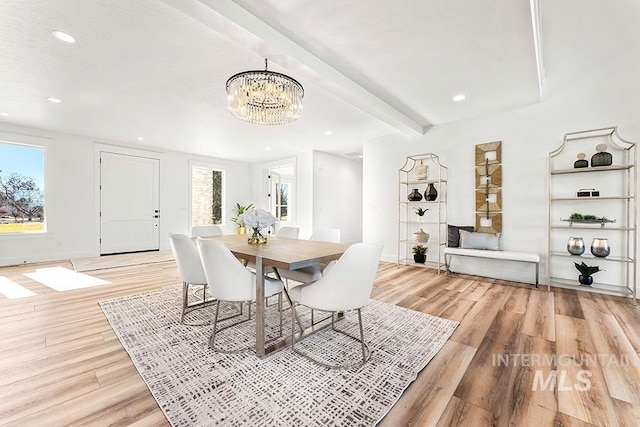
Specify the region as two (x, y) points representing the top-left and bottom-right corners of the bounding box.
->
(547, 127), (637, 303)
(398, 153), (447, 272)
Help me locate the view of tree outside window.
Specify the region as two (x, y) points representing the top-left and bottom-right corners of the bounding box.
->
(0, 142), (45, 233)
(191, 166), (223, 225)
(276, 182), (289, 221)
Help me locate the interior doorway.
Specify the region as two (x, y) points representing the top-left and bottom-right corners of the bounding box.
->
(99, 151), (160, 255)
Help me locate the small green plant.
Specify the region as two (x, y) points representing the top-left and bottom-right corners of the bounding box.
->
(569, 213), (609, 221)
(231, 202), (254, 224)
(414, 207), (430, 216)
(574, 261), (602, 277)
(412, 245), (427, 255)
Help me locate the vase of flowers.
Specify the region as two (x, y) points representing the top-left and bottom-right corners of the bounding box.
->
(238, 208), (276, 244)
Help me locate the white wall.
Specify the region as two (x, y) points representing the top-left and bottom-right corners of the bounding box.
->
(312, 151), (363, 243)
(364, 50), (640, 286)
(0, 123), (251, 266)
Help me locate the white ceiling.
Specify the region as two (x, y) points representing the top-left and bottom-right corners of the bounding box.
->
(0, 0), (637, 162)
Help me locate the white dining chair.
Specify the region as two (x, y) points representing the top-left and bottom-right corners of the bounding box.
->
(276, 226), (300, 239)
(309, 228), (341, 243)
(276, 227), (341, 284)
(168, 233), (215, 325)
(196, 238), (285, 353)
(191, 225), (224, 237)
(289, 242), (383, 369)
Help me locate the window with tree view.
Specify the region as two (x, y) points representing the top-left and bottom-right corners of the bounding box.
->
(276, 182), (289, 221)
(0, 142), (45, 233)
(191, 166), (223, 226)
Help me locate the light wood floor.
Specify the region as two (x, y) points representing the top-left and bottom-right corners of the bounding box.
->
(1, 260), (639, 426)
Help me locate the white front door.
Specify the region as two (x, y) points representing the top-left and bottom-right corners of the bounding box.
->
(100, 152), (160, 254)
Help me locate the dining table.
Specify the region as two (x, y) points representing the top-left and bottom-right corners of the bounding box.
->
(204, 233), (350, 358)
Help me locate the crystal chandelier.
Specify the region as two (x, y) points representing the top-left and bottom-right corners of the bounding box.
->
(226, 59), (304, 125)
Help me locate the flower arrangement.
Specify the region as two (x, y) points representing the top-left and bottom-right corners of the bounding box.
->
(238, 208), (276, 244)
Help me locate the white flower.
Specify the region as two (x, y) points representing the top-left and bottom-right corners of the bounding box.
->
(238, 208), (276, 230)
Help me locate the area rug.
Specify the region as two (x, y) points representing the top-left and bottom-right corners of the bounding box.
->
(71, 250), (174, 272)
(99, 287), (458, 426)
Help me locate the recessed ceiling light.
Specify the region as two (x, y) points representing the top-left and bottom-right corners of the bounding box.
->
(0, 112), (8, 117)
(137, 137), (144, 141)
(265, 147), (272, 151)
(453, 94), (466, 102)
(46, 97), (62, 103)
(52, 30), (76, 43)
(358, 154), (364, 159)
(325, 130), (333, 135)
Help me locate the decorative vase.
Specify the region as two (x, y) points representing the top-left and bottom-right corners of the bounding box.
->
(578, 275), (593, 286)
(248, 228), (267, 244)
(567, 237), (585, 255)
(424, 183), (438, 201)
(236, 226), (247, 235)
(590, 143), (613, 167)
(590, 238), (610, 257)
(413, 253), (426, 264)
(408, 189), (423, 201)
(414, 160), (429, 180)
(574, 153), (589, 168)
(413, 229), (430, 244)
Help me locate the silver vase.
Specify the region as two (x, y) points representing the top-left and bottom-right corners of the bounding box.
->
(567, 237), (585, 255)
(591, 238), (610, 258)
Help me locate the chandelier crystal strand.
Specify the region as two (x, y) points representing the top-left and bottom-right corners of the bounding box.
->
(226, 59), (304, 125)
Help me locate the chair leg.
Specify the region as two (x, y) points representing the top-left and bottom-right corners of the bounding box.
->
(278, 292), (283, 336)
(208, 300), (221, 349)
(358, 309), (367, 361)
(181, 282), (189, 323)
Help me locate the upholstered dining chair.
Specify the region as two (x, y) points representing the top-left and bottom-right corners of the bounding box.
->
(169, 233), (215, 325)
(276, 226), (300, 239)
(289, 242), (383, 369)
(196, 238), (285, 353)
(277, 227), (341, 284)
(191, 225), (224, 237)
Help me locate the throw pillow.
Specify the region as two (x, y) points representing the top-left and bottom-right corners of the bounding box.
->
(459, 230), (502, 251)
(447, 225), (475, 247)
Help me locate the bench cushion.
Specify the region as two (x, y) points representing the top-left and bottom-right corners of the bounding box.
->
(444, 247), (540, 263)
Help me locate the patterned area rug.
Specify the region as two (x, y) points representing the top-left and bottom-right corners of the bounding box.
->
(99, 287), (458, 426)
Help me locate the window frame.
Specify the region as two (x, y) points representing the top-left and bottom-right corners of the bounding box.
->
(189, 162), (226, 227)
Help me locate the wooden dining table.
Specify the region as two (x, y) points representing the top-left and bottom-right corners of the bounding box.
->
(204, 234), (350, 358)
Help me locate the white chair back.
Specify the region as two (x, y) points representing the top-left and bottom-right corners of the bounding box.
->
(276, 226), (300, 239)
(293, 242), (383, 312)
(196, 238), (256, 302)
(168, 233), (207, 285)
(310, 228), (340, 243)
(191, 225), (224, 237)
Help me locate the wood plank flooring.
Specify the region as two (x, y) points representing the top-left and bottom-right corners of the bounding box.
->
(1, 259), (639, 426)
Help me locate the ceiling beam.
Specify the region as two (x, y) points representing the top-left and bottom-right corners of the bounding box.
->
(161, 0), (426, 135)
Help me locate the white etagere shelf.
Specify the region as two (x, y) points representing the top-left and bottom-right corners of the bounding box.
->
(547, 126), (637, 303)
(398, 153), (447, 272)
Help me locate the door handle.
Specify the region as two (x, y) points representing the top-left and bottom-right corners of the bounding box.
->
(153, 215), (160, 218)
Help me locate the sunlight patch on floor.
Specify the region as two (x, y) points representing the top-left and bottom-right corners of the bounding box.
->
(24, 266), (111, 291)
(0, 276), (37, 299)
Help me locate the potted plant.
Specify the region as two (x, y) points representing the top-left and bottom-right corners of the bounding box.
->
(412, 245), (427, 264)
(414, 207), (429, 222)
(231, 203), (254, 234)
(574, 261), (602, 286)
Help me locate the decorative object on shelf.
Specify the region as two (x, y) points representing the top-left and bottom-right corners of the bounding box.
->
(590, 238), (610, 258)
(231, 202), (254, 234)
(412, 245), (427, 263)
(413, 229), (430, 244)
(408, 189), (423, 201)
(226, 58), (304, 125)
(414, 160), (429, 180)
(414, 207), (429, 221)
(475, 141), (502, 234)
(567, 237), (585, 255)
(562, 213), (615, 227)
(238, 208), (276, 244)
(590, 143), (613, 167)
(574, 261), (602, 286)
(576, 188), (599, 197)
(424, 183), (438, 201)
(574, 153), (589, 168)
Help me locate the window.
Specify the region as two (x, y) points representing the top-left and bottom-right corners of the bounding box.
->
(0, 142), (45, 233)
(191, 166), (223, 226)
(275, 182), (289, 221)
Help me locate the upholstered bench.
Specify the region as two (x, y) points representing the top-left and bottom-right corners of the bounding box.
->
(443, 247), (540, 287)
